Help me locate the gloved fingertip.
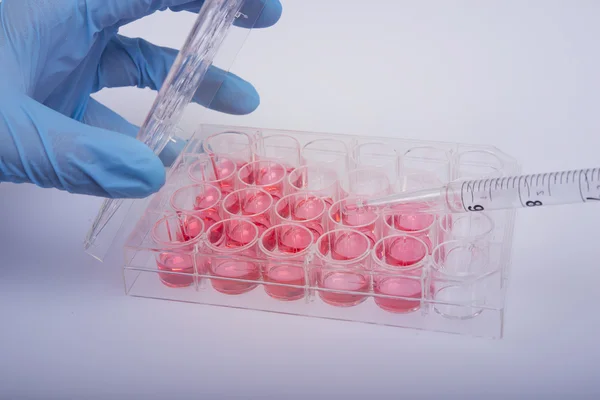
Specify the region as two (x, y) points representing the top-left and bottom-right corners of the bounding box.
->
(126, 155), (166, 198)
(236, 0), (283, 29)
(208, 73), (261, 115)
(225, 85), (260, 115)
(118, 142), (166, 198)
(256, 0), (283, 28)
(76, 132), (166, 199)
(158, 135), (188, 167)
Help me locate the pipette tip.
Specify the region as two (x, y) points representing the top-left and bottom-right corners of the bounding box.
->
(359, 187), (448, 211)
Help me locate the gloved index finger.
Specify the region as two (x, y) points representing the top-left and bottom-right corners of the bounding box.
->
(87, 0), (281, 31)
(86, 0), (196, 30)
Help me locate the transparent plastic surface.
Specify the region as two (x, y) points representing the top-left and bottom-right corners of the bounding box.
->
(84, 0), (265, 261)
(114, 124), (520, 339)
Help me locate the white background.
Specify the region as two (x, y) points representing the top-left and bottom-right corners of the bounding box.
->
(2, 1), (600, 398)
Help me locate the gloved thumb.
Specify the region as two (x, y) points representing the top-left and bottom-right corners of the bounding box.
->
(0, 95), (165, 198)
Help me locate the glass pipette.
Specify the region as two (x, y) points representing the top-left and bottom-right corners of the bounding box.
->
(362, 168), (600, 213)
(84, 0), (248, 252)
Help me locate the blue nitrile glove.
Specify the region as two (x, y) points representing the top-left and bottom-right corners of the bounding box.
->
(0, 0), (282, 198)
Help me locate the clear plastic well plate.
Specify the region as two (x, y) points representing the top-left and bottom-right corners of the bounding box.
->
(107, 124), (520, 339)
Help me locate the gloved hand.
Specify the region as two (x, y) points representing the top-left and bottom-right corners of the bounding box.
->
(0, 0), (282, 198)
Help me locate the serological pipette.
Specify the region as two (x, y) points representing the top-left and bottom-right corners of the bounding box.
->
(84, 0), (247, 252)
(362, 167), (600, 214)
